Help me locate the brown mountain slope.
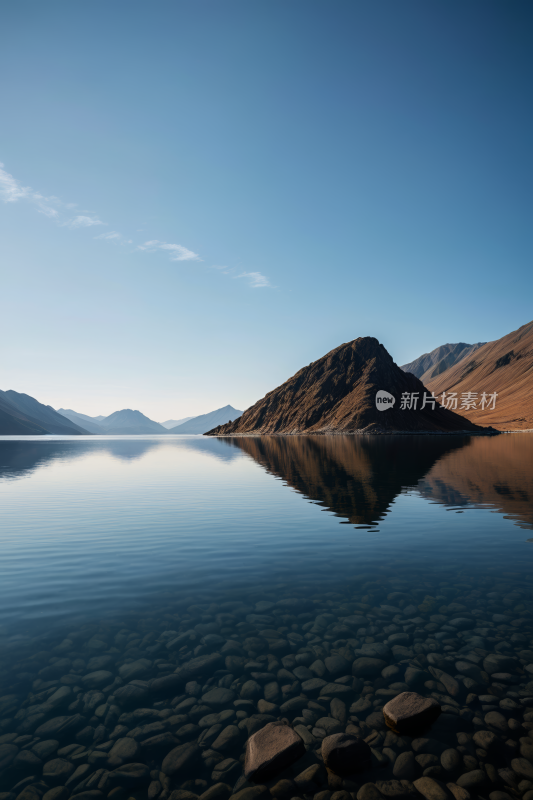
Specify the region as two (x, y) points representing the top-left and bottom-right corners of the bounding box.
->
(207, 337), (487, 435)
(401, 342), (486, 383)
(427, 320), (533, 430)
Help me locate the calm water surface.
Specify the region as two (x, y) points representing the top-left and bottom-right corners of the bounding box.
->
(0, 434), (532, 797)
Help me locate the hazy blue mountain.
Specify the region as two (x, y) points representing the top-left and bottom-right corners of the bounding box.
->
(0, 390), (89, 435)
(0, 393), (50, 435)
(168, 405), (243, 434)
(57, 409), (106, 434)
(98, 409), (167, 435)
(63, 409), (105, 425)
(94, 415), (106, 421)
(400, 342), (486, 384)
(160, 417), (194, 429)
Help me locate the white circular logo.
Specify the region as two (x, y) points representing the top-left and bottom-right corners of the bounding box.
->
(375, 390), (395, 411)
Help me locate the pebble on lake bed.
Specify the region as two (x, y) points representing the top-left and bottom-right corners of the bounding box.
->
(244, 721), (305, 782)
(322, 732), (372, 776)
(383, 692), (442, 735)
(2, 565), (533, 800)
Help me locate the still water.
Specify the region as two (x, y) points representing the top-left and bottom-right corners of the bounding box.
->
(0, 434), (532, 799)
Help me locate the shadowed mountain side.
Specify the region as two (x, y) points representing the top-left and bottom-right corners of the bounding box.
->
(427, 320), (533, 430)
(223, 434), (472, 526)
(1, 391), (89, 435)
(0, 391), (89, 435)
(417, 433), (533, 530)
(401, 342), (486, 383)
(207, 337), (485, 435)
(0, 401), (49, 435)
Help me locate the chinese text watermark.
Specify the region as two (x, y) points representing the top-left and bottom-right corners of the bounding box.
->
(376, 390), (498, 412)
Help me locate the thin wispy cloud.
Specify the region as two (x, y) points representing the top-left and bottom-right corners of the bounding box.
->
(236, 271), (272, 288)
(138, 240), (200, 262)
(37, 205), (59, 218)
(0, 162), (61, 219)
(0, 162), (31, 202)
(0, 162), (106, 230)
(64, 215), (106, 229)
(211, 265), (272, 288)
(1, 161), (273, 288)
(95, 231), (122, 240)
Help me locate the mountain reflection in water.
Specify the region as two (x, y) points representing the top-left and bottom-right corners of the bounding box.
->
(221, 433), (533, 530)
(0, 433), (532, 635)
(0, 433), (532, 531)
(0, 436), (240, 480)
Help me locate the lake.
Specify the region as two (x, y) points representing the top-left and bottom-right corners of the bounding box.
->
(0, 434), (532, 799)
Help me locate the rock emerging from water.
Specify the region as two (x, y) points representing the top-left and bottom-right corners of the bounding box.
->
(383, 691), (441, 735)
(244, 721), (305, 782)
(322, 732), (372, 775)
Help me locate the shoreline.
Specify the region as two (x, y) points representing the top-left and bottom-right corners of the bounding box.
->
(206, 428), (504, 437)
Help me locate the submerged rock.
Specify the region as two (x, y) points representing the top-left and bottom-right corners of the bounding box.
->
(383, 692), (441, 735)
(161, 742), (200, 776)
(322, 732), (372, 776)
(413, 777), (449, 800)
(244, 721), (305, 782)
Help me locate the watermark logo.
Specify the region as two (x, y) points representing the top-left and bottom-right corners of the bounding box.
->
(375, 390), (498, 412)
(439, 391), (497, 411)
(399, 391), (498, 411)
(375, 390), (396, 411)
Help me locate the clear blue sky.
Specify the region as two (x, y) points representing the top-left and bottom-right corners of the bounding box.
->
(1, 0), (531, 420)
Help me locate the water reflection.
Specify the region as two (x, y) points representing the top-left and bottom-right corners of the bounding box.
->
(0, 434), (532, 797)
(2, 434), (532, 530)
(223, 434), (533, 530)
(419, 434), (533, 529)
(0, 435), (242, 481)
(0, 439), (162, 479)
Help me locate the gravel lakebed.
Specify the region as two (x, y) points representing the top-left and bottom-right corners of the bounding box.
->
(1, 570), (533, 800)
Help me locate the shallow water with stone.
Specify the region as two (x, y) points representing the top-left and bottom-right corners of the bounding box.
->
(1, 434), (533, 800)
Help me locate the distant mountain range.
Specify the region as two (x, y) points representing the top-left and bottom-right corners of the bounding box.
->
(58, 408), (169, 435)
(57, 409), (105, 434)
(97, 409), (168, 435)
(167, 405), (242, 434)
(401, 342), (486, 384)
(56, 405), (242, 436)
(160, 417), (194, 429)
(4, 320), (532, 437)
(0, 392), (89, 435)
